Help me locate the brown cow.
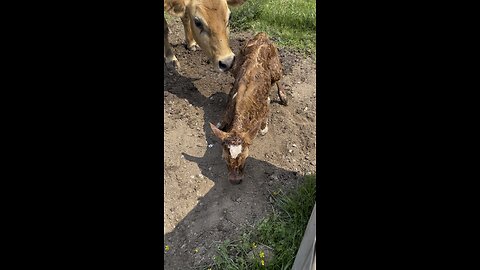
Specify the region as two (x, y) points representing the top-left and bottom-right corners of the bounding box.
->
(209, 32), (288, 184)
(164, 0), (246, 72)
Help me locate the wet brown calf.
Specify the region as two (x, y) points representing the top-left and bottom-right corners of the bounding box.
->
(164, 0), (246, 72)
(210, 32), (288, 184)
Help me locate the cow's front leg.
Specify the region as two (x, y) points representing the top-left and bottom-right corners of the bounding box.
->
(164, 18), (180, 69)
(276, 79), (288, 106)
(181, 15), (199, 51)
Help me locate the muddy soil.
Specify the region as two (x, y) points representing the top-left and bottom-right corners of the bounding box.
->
(164, 17), (317, 269)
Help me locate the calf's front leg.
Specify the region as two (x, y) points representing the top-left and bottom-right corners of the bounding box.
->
(260, 97), (270, 136)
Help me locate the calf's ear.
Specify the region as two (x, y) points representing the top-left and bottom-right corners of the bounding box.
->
(210, 122), (228, 141)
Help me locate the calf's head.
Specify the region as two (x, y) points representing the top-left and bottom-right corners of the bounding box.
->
(210, 123), (252, 184)
(165, 0), (246, 72)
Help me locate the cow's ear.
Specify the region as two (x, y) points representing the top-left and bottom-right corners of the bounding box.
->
(227, 0), (247, 7)
(210, 122), (228, 141)
(165, 0), (187, 17)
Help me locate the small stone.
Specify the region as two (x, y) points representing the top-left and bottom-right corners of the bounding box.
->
(292, 144), (297, 147)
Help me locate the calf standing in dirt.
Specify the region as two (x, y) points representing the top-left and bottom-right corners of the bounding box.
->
(210, 32), (288, 185)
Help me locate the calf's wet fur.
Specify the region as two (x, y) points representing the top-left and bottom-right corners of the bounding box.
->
(210, 32), (288, 184)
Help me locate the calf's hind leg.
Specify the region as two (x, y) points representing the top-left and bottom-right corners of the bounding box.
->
(164, 18), (180, 69)
(276, 79), (288, 106)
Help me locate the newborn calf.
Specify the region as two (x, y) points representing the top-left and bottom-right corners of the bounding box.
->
(210, 32), (288, 185)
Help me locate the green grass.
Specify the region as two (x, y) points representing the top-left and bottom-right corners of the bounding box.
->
(230, 0), (316, 58)
(202, 174), (316, 270)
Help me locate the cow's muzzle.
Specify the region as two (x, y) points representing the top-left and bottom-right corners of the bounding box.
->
(218, 54), (235, 72)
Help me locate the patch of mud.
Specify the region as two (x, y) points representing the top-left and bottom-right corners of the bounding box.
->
(164, 17), (316, 269)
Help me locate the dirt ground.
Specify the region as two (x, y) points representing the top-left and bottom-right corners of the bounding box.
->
(164, 18), (316, 269)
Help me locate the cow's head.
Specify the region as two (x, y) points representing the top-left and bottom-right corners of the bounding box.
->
(165, 0), (246, 72)
(210, 123), (252, 184)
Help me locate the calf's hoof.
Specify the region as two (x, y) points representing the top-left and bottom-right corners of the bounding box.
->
(260, 125), (269, 136)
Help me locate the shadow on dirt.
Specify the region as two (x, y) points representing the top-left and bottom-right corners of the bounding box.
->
(164, 66), (208, 108)
(164, 71), (301, 269)
(164, 152), (299, 269)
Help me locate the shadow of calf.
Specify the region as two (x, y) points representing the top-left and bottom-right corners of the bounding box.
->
(165, 149), (300, 269)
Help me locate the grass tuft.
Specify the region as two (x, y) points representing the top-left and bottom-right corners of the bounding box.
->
(203, 174), (316, 270)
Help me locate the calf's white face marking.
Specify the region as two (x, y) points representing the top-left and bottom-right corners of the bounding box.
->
(228, 144), (242, 159)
